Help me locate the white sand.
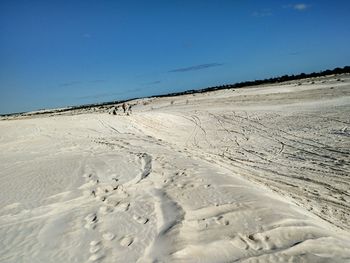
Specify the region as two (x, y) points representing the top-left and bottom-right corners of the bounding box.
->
(1, 75), (350, 262)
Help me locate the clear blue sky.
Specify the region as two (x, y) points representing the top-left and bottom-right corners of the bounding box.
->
(1, 0), (349, 114)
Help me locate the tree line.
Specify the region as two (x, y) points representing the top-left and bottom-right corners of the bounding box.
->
(2, 66), (349, 117)
(154, 66), (350, 98)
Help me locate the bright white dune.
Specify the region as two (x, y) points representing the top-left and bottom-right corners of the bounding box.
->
(0, 75), (350, 262)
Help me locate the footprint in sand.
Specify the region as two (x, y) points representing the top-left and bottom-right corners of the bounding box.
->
(246, 234), (265, 250)
(83, 173), (92, 179)
(88, 252), (104, 262)
(120, 236), (134, 247)
(102, 232), (115, 241)
(105, 198), (121, 207)
(232, 233), (270, 251)
(215, 215), (229, 226)
(84, 213), (98, 229)
(133, 215), (149, 224)
(197, 219), (209, 230)
(95, 187), (109, 198)
(116, 202), (130, 212)
(98, 196), (107, 202)
(230, 236), (249, 250)
(99, 206), (113, 214)
(89, 245), (101, 253)
(176, 183), (184, 189)
(104, 185), (115, 193)
(89, 240), (104, 261)
(90, 240), (101, 246)
(88, 179), (99, 185)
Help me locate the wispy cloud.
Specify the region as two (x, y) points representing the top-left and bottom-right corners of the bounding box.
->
(293, 3), (309, 10)
(89, 79), (106, 84)
(144, 80), (161, 85)
(59, 81), (82, 87)
(82, 33), (92, 38)
(284, 3), (310, 11)
(252, 9), (272, 17)
(59, 80), (106, 87)
(168, 63), (223, 73)
(182, 41), (193, 49)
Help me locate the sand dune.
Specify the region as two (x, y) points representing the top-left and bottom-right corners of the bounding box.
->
(1, 75), (350, 262)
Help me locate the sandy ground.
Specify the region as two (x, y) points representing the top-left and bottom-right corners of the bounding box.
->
(0, 75), (350, 262)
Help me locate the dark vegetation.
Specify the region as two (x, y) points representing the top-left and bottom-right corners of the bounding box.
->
(153, 66), (350, 98)
(1, 66), (349, 118)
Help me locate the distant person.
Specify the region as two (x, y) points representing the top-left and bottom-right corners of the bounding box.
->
(122, 103), (127, 113)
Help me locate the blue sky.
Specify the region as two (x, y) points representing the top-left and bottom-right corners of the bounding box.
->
(1, 1), (350, 114)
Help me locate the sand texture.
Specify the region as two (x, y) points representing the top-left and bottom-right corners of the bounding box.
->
(1, 75), (350, 262)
